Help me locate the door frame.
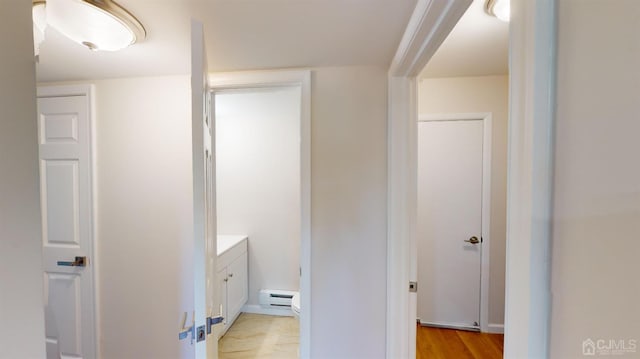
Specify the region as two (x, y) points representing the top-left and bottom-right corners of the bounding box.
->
(207, 70), (311, 359)
(417, 113), (493, 332)
(386, 0), (557, 357)
(36, 84), (99, 359)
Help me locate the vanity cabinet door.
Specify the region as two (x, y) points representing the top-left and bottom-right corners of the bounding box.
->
(226, 253), (248, 322)
(216, 267), (228, 339)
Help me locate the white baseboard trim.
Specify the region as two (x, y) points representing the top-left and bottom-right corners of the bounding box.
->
(419, 320), (479, 332)
(242, 304), (294, 317)
(487, 323), (504, 334)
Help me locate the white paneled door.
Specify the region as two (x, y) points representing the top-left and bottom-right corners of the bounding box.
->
(190, 19), (219, 359)
(38, 89), (96, 359)
(417, 119), (483, 330)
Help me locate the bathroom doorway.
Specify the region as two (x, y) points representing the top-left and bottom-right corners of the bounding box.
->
(209, 71), (311, 358)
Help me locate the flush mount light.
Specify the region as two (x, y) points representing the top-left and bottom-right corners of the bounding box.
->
(43, 0), (146, 52)
(485, 0), (510, 22)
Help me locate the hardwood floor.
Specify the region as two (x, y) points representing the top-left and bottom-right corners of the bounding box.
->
(417, 325), (504, 359)
(218, 313), (299, 359)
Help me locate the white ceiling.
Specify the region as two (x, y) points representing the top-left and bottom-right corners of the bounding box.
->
(419, 0), (508, 78)
(36, 0), (417, 82)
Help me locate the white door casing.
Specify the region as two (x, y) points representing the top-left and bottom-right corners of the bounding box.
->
(190, 18), (218, 359)
(37, 86), (96, 359)
(386, 1), (472, 356)
(416, 115), (492, 331)
(504, 0), (556, 356)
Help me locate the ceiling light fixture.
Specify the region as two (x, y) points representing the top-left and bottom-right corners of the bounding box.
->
(34, 0), (146, 53)
(485, 0), (510, 22)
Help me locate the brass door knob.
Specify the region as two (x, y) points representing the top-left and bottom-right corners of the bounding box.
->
(464, 236), (480, 244)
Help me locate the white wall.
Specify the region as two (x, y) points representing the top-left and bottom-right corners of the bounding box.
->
(40, 66), (389, 358)
(551, 1), (640, 357)
(216, 88), (301, 305)
(92, 76), (193, 359)
(310, 66), (388, 358)
(418, 75), (508, 327)
(0, 1), (46, 358)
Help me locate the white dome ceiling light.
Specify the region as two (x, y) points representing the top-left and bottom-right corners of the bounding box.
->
(33, 0), (146, 53)
(485, 0), (510, 22)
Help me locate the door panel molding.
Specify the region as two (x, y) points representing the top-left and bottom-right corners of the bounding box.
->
(37, 84), (97, 359)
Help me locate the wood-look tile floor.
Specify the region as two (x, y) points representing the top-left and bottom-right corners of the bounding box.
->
(218, 313), (299, 359)
(417, 325), (504, 359)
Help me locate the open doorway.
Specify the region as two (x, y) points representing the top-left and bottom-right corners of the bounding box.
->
(414, 0), (508, 356)
(214, 86), (301, 357)
(209, 71), (312, 358)
(387, 0), (556, 357)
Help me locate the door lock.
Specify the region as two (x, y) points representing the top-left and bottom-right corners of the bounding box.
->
(409, 281), (418, 293)
(196, 326), (206, 342)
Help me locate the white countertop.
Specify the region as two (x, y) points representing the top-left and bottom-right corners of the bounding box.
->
(217, 235), (248, 256)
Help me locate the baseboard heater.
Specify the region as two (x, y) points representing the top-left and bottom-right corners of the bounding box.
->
(259, 289), (296, 308)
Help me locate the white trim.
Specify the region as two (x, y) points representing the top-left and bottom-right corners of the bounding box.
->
(88, 85), (99, 359)
(37, 84), (92, 97)
(480, 114), (493, 335)
(241, 304), (295, 317)
(386, 1), (472, 358)
(389, 0), (472, 77)
(504, 0), (556, 357)
(36, 84), (98, 359)
(208, 70), (312, 359)
(487, 323), (505, 334)
(419, 321), (480, 332)
(387, 76), (418, 359)
(209, 70), (310, 90)
(418, 112), (492, 333)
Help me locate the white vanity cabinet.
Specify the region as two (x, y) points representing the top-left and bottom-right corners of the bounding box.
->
(216, 235), (248, 338)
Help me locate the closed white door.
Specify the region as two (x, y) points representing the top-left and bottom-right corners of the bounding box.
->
(417, 119), (483, 330)
(37, 92), (96, 358)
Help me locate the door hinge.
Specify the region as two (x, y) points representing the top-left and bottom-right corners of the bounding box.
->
(409, 281), (418, 293)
